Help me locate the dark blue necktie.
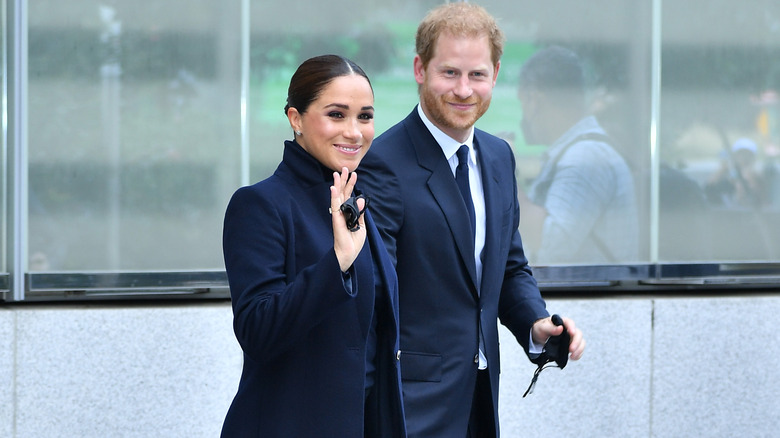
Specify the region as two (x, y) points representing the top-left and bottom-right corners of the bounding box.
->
(456, 145), (476, 238)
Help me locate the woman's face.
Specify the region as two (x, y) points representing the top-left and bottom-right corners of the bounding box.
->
(288, 74), (375, 172)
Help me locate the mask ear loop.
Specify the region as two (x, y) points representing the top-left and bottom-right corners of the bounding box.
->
(522, 362), (560, 397)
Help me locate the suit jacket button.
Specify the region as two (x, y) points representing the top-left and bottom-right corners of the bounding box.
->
(396, 350), (401, 361)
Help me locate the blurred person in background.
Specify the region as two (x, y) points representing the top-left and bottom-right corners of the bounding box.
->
(517, 45), (639, 265)
(705, 137), (767, 208)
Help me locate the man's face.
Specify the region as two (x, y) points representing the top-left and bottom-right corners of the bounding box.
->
(415, 33), (499, 143)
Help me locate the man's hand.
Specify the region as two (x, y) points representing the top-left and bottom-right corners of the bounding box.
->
(532, 315), (585, 361)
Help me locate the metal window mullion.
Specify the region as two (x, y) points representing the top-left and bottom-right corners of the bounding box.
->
(10, 0), (27, 301)
(240, 0), (250, 186)
(1, 0), (7, 275)
(648, 0), (662, 265)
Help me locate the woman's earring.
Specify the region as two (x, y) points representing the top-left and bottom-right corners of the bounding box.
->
(295, 130), (302, 136)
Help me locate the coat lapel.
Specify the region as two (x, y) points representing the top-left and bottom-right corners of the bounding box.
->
(404, 110), (479, 294)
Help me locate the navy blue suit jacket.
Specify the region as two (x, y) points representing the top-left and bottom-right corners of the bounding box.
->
(359, 107), (548, 437)
(221, 141), (405, 437)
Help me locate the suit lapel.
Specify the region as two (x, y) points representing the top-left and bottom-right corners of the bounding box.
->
(404, 110), (479, 294)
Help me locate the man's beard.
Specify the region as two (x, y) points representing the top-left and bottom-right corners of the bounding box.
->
(420, 84), (491, 135)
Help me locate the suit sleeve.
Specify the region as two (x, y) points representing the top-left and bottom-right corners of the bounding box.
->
(358, 152), (404, 267)
(497, 145), (550, 353)
(222, 185), (355, 363)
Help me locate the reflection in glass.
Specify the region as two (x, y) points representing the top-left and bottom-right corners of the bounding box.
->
(477, 1), (652, 265)
(517, 46), (639, 265)
(27, 1), (242, 271)
(9, 0), (779, 279)
(659, 0), (780, 262)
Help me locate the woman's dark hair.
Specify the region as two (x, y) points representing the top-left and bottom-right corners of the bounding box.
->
(284, 54), (372, 116)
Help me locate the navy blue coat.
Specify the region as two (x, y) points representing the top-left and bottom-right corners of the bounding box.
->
(359, 108), (549, 437)
(221, 140), (406, 437)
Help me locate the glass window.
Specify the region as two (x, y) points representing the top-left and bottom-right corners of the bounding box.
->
(27, 1), (242, 271)
(479, 1), (653, 266)
(3, 0), (779, 301)
(659, 0), (780, 262)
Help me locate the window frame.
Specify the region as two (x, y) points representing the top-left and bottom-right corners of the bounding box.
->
(2, 0), (780, 303)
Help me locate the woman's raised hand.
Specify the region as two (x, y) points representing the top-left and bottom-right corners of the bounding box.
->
(331, 167), (367, 272)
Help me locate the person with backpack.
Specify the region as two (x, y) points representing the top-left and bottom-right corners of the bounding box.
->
(517, 46), (639, 264)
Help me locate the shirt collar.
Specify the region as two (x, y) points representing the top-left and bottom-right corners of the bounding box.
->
(417, 104), (476, 164)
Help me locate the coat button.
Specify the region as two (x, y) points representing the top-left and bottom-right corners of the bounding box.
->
(396, 350), (401, 361)
(474, 354), (479, 364)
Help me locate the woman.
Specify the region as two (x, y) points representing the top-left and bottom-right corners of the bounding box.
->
(221, 55), (406, 437)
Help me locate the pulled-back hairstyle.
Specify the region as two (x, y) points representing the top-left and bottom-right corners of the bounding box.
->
(284, 54), (372, 116)
(415, 2), (504, 69)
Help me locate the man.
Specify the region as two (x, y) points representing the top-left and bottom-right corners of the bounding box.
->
(517, 46), (639, 264)
(359, 4), (585, 437)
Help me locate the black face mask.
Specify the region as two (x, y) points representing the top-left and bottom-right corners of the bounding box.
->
(523, 314), (570, 397)
(340, 195), (369, 232)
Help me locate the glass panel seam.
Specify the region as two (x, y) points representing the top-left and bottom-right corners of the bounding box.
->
(240, 0), (250, 186)
(11, 0), (27, 301)
(649, 0), (662, 265)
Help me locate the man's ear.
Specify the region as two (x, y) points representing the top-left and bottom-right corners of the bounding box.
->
(492, 60), (501, 87)
(413, 55), (425, 85)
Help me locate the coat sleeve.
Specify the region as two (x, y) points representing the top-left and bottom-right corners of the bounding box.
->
(496, 145), (550, 353)
(222, 185), (356, 363)
(358, 152), (404, 267)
